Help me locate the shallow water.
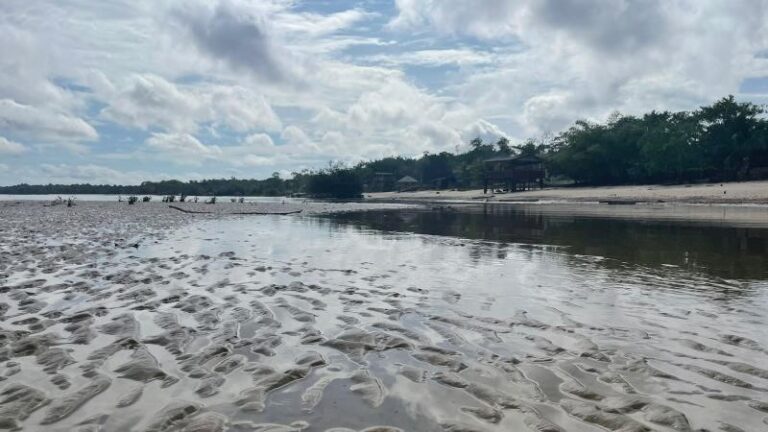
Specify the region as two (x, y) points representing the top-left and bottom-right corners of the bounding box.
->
(2, 203), (768, 431)
(322, 204), (768, 280)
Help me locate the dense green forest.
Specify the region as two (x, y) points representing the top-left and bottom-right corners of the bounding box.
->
(2, 96), (767, 198)
(549, 96), (768, 184)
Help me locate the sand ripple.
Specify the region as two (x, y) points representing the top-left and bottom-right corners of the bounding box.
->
(0, 201), (767, 431)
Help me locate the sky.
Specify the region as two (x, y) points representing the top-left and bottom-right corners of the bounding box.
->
(2, 0), (768, 185)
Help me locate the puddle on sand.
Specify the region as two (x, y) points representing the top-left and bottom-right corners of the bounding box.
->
(1, 203), (768, 431)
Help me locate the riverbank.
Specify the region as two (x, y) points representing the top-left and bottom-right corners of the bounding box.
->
(367, 180), (768, 205)
(0, 199), (413, 216)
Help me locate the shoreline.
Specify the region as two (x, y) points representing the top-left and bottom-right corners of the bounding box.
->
(365, 181), (768, 228)
(0, 199), (415, 217)
(366, 179), (768, 206)
(3, 190), (767, 227)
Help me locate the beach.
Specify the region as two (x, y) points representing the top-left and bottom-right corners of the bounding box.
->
(367, 180), (768, 205)
(1, 200), (767, 431)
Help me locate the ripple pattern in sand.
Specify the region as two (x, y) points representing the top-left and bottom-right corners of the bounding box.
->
(1, 202), (767, 431)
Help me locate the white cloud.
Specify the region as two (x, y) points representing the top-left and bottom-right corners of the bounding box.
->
(461, 119), (508, 143)
(275, 8), (374, 37)
(143, 131), (285, 167)
(365, 49), (495, 67)
(389, 0), (670, 45)
(102, 75), (202, 132)
(280, 125), (309, 145)
(522, 92), (579, 135)
(0, 136), (28, 155)
(210, 86), (282, 132)
(0, 99), (98, 142)
(390, 0), (768, 135)
(37, 163), (156, 185)
(389, 0), (519, 38)
(304, 78), (506, 159)
(413, 121), (464, 151)
(146, 132), (222, 156)
(242, 133), (275, 150)
(0, 25), (81, 110)
(346, 79), (451, 131)
(103, 74), (281, 133)
(2, 0), (768, 181)
(281, 125), (320, 152)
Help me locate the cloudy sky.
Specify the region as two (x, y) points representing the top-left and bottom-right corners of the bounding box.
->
(2, 0), (768, 185)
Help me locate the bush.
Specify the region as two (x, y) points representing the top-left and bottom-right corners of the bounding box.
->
(306, 168), (363, 199)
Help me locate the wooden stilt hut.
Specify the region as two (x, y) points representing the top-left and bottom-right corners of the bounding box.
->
(483, 155), (545, 194)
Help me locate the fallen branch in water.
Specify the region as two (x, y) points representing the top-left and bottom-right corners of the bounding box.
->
(168, 205), (302, 215)
(168, 205), (211, 214)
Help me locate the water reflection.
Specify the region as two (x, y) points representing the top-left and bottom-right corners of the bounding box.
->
(316, 204), (768, 280)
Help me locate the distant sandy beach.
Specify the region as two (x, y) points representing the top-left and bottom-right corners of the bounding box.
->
(367, 180), (768, 205)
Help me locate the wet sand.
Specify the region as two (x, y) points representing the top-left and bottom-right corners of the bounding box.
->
(368, 180), (768, 205)
(1, 201), (767, 431)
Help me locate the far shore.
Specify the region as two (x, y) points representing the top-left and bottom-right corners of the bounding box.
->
(366, 179), (768, 205)
(366, 180), (768, 227)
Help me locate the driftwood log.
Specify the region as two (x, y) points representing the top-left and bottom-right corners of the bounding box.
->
(169, 205), (302, 215)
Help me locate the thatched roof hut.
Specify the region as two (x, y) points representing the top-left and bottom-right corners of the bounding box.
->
(396, 175), (419, 191)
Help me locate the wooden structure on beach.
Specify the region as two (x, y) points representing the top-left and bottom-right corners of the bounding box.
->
(483, 155), (545, 193)
(396, 175), (419, 191)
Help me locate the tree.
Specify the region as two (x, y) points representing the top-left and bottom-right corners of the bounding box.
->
(418, 152), (455, 186)
(515, 139), (539, 157)
(496, 137), (512, 154)
(697, 95), (765, 179)
(306, 164), (363, 199)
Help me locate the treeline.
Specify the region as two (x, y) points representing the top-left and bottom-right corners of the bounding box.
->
(346, 95), (768, 188)
(284, 138), (524, 197)
(1, 174), (297, 197)
(549, 96), (768, 184)
(2, 96), (766, 198)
